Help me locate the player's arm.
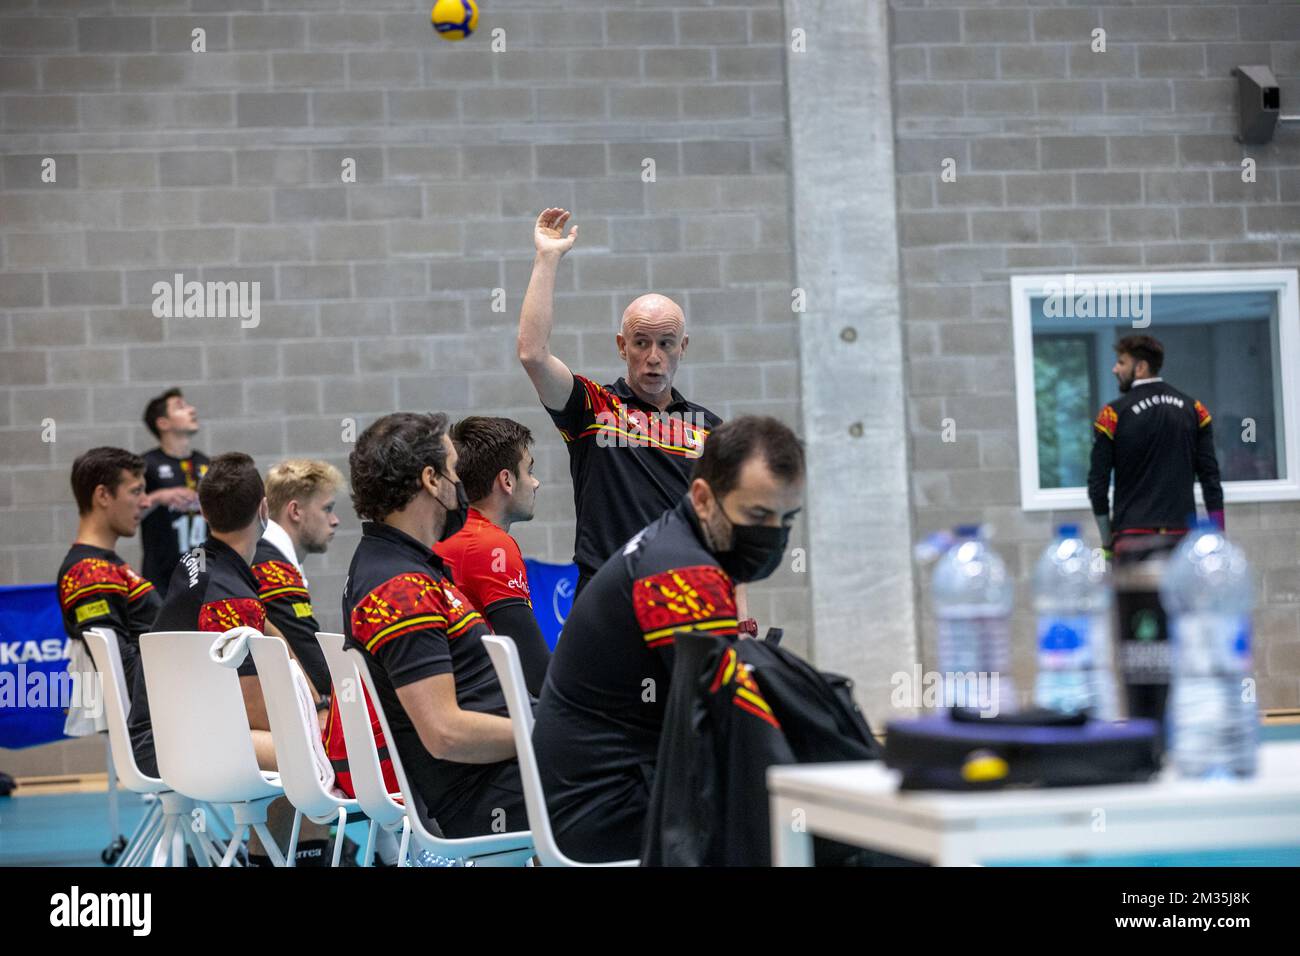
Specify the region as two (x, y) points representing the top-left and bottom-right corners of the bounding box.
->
(484, 600), (550, 697)
(1087, 406), (1117, 546)
(396, 674), (515, 764)
(634, 566), (741, 672)
(518, 207), (578, 411)
(1193, 401), (1225, 528)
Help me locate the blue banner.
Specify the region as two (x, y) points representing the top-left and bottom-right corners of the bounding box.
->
(0, 583), (72, 750)
(522, 559), (578, 652)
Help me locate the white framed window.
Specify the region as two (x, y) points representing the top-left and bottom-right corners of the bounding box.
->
(1011, 269), (1300, 512)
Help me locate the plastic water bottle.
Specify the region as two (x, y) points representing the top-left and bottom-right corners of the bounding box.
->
(1159, 518), (1257, 779)
(1033, 524), (1118, 719)
(932, 525), (1015, 715)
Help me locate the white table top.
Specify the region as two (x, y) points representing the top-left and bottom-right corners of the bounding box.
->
(767, 741), (1300, 826)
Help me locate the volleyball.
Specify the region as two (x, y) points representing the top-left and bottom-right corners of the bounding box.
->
(431, 0), (479, 41)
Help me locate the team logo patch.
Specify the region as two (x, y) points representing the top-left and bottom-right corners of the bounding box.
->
(75, 599), (111, 624)
(198, 597), (266, 633)
(632, 565), (739, 648)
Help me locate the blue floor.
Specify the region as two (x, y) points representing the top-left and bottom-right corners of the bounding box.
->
(0, 791), (373, 867)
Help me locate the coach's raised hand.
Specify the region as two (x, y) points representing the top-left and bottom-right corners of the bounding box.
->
(518, 208), (578, 411)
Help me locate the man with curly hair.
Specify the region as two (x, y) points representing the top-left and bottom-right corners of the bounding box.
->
(322, 412), (526, 839)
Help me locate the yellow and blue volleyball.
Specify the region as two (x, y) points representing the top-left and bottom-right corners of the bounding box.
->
(432, 0), (479, 41)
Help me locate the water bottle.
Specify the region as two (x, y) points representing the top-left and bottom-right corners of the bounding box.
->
(1033, 524), (1119, 719)
(932, 525), (1015, 715)
(1159, 518), (1257, 779)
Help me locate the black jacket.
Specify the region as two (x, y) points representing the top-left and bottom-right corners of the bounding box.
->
(641, 633), (883, 867)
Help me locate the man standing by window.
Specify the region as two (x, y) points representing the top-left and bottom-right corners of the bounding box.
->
(1087, 334), (1225, 549)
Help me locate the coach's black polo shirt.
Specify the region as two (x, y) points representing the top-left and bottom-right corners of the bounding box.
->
(341, 521), (519, 835)
(546, 374), (721, 583)
(532, 495), (741, 862)
(129, 536), (266, 777)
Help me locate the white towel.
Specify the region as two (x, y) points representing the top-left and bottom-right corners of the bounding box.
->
(208, 625), (261, 669)
(62, 636), (108, 737)
(288, 657), (336, 793)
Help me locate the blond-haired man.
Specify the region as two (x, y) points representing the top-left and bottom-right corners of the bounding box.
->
(252, 458), (343, 696)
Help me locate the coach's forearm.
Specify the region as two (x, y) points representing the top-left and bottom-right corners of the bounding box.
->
(437, 709), (516, 765)
(517, 253), (561, 364)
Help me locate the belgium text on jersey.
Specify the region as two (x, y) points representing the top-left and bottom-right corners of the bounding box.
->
(151, 272), (260, 329)
(50, 887), (151, 937)
(0, 662), (103, 716)
(1041, 273), (1151, 329)
(594, 407), (710, 457)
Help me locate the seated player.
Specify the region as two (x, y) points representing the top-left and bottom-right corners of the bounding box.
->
(131, 452), (279, 774)
(57, 448), (160, 714)
(253, 458), (343, 699)
(322, 412), (525, 837)
(139, 387), (210, 592)
(433, 417), (550, 697)
(532, 416), (805, 862)
(140, 452), (331, 864)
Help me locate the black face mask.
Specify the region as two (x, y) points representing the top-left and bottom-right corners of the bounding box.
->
(713, 500), (789, 584)
(437, 479), (470, 542)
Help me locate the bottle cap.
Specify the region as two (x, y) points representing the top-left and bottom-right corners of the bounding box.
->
(954, 524), (981, 538)
(1056, 523), (1079, 538)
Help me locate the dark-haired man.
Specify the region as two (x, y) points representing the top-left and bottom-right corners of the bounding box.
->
(1088, 335), (1225, 548)
(57, 448), (160, 723)
(434, 416), (549, 696)
(139, 388), (210, 591)
(322, 412), (526, 838)
(532, 415), (805, 862)
(131, 452), (275, 776)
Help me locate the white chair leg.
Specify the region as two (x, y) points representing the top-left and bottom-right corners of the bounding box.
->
(285, 809), (303, 868)
(361, 819), (378, 868)
(119, 802), (161, 867)
(220, 825), (248, 867)
(151, 815), (178, 867)
(170, 815), (187, 866)
(330, 808), (348, 867)
(397, 818), (411, 867)
(124, 809), (164, 868)
(251, 823), (287, 867)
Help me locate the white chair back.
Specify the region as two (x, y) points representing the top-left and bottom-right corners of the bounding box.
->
(139, 632), (282, 805)
(246, 635), (346, 820)
(314, 632), (406, 829)
(482, 634), (638, 866)
(83, 627), (165, 795)
(345, 644), (534, 864)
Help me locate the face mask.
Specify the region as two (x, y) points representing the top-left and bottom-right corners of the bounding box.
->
(713, 498), (789, 584)
(437, 478), (470, 542)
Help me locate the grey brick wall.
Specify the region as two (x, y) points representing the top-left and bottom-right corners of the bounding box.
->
(891, 0), (1300, 708)
(0, 1), (799, 773)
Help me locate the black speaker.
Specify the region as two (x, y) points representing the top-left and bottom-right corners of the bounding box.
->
(1233, 64), (1281, 145)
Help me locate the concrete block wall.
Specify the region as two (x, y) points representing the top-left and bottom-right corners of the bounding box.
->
(0, 1), (804, 773)
(890, 0), (1300, 707)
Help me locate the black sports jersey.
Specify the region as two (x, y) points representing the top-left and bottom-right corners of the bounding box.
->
(325, 521), (523, 837)
(140, 448), (210, 591)
(532, 495), (740, 862)
(129, 536), (265, 778)
(56, 543), (161, 708)
(546, 375), (721, 585)
(1087, 379), (1224, 536)
(251, 537), (328, 696)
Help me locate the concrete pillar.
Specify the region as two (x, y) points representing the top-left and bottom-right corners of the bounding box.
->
(783, 0), (917, 728)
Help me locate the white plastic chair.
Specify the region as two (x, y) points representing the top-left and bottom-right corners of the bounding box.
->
(247, 634), (373, 867)
(139, 631), (287, 866)
(82, 627), (229, 867)
(315, 632), (411, 866)
(483, 634), (639, 867)
(344, 644), (535, 866)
